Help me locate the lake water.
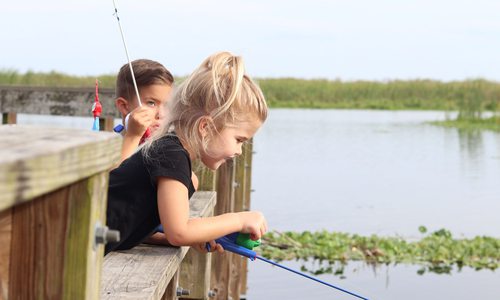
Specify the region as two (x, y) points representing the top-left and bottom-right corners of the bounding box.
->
(15, 109), (500, 299)
(247, 109), (500, 300)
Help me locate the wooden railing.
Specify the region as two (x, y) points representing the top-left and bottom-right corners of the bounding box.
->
(0, 125), (121, 299)
(0, 85), (255, 300)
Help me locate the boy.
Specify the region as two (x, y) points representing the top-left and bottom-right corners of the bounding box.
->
(112, 59), (198, 247)
(114, 59), (174, 164)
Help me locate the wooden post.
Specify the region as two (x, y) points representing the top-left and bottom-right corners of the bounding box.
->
(227, 150), (248, 299)
(99, 116), (115, 132)
(1, 112), (17, 125)
(239, 140), (254, 297)
(194, 162), (217, 191)
(178, 248), (212, 300)
(177, 163), (216, 300)
(0, 209), (11, 300)
(162, 270), (180, 300)
(210, 160), (235, 300)
(0, 125), (120, 300)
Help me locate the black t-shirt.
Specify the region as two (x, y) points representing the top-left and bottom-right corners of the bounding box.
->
(105, 134), (195, 254)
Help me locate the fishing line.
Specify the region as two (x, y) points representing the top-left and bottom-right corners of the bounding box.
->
(112, 0), (142, 108)
(207, 233), (370, 299)
(255, 255), (369, 300)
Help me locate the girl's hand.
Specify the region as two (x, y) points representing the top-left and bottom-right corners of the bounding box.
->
(192, 240), (224, 254)
(238, 211), (268, 240)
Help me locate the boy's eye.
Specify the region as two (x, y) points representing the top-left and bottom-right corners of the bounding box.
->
(145, 100), (156, 107)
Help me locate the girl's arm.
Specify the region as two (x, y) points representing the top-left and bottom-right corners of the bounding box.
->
(157, 177), (267, 246)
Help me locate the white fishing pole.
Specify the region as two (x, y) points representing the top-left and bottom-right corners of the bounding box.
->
(112, 0), (142, 108)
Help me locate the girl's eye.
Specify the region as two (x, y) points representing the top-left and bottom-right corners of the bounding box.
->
(146, 100), (156, 107)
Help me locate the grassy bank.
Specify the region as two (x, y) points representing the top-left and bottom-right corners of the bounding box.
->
(1, 70), (499, 130)
(1, 70), (499, 109)
(260, 228), (500, 276)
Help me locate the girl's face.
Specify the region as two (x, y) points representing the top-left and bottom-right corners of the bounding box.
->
(200, 118), (262, 170)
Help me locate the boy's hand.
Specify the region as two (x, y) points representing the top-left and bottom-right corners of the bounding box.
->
(126, 106), (155, 137)
(238, 211), (268, 240)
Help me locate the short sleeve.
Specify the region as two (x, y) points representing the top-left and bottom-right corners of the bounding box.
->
(143, 136), (192, 190)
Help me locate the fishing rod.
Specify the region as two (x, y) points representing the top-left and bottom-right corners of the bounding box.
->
(207, 233), (370, 300)
(112, 0), (142, 109)
(111, 0), (151, 140)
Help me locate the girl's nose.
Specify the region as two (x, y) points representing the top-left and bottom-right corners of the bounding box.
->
(235, 144), (243, 156)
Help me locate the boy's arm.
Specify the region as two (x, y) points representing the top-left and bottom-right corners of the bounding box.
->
(119, 133), (142, 164)
(115, 107), (155, 166)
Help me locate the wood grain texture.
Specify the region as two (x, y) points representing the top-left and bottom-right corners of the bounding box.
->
(7, 173), (109, 300)
(239, 140), (254, 296)
(9, 185), (70, 299)
(0, 209), (11, 300)
(210, 161), (235, 300)
(0, 125), (120, 211)
(1, 113), (16, 125)
(63, 173), (109, 300)
(101, 192), (216, 300)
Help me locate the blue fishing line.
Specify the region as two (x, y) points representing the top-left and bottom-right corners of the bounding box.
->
(255, 255), (370, 300)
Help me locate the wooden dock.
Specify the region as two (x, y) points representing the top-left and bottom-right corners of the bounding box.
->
(0, 85), (256, 300)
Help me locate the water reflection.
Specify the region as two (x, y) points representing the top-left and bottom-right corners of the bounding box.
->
(457, 128), (484, 164)
(250, 109), (500, 299)
(247, 259), (500, 300)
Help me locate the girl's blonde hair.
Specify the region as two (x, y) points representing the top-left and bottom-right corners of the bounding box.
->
(145, 51), (268, 158)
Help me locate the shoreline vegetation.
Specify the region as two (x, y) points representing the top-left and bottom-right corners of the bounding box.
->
(0, 69), (499, 131)
(261, 228), (500, 277)
(3, 71), (498, 274)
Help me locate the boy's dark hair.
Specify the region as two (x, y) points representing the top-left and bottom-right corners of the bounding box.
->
(116, 59), (174, 100)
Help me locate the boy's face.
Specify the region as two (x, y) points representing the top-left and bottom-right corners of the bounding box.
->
(121, 84), (172, 133)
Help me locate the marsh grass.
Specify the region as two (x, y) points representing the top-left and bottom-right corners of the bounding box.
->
(1, 70), (499, 130)
(0, 69), (116, 87)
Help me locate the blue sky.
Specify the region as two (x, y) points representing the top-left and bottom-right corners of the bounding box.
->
(2, 0), (499, 81)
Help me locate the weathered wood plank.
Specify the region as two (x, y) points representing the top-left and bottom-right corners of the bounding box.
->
(210, 161), (235, 300)
(1, 113), (16, 125)
(0, 209), (11, 300)
(162, 270), (179, 300)
(239, 141), (254, 296)
(102, 245), (190, 300)
(228, 152), (248, 299)
(176, 163), (216, 300)
(9, 185), (70, 299)
(178, 249), (212, 299)
(193, 162), (216, 192)
(101, 192), (216, 300)
(63, 172), (109, 299)
(0, 85), (119, 118)
(0, 125), (120, 211)
(7, 172), (109, 300)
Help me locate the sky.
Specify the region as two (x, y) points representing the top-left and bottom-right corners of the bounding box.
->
(1, 0), (500, 81)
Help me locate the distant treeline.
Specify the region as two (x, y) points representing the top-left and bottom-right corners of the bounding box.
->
(1, 70), (499, 112)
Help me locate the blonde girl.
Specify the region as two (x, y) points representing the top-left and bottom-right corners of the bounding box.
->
(106, 52), (268, 254)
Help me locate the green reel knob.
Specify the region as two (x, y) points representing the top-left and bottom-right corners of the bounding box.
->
(236, 233), (261, 250)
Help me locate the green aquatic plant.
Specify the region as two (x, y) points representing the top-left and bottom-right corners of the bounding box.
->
(260, 228), (500, 276)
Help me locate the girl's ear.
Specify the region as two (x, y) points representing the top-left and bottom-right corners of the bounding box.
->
(198, 116), (213, 138)
(115, 97), (130, 117)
